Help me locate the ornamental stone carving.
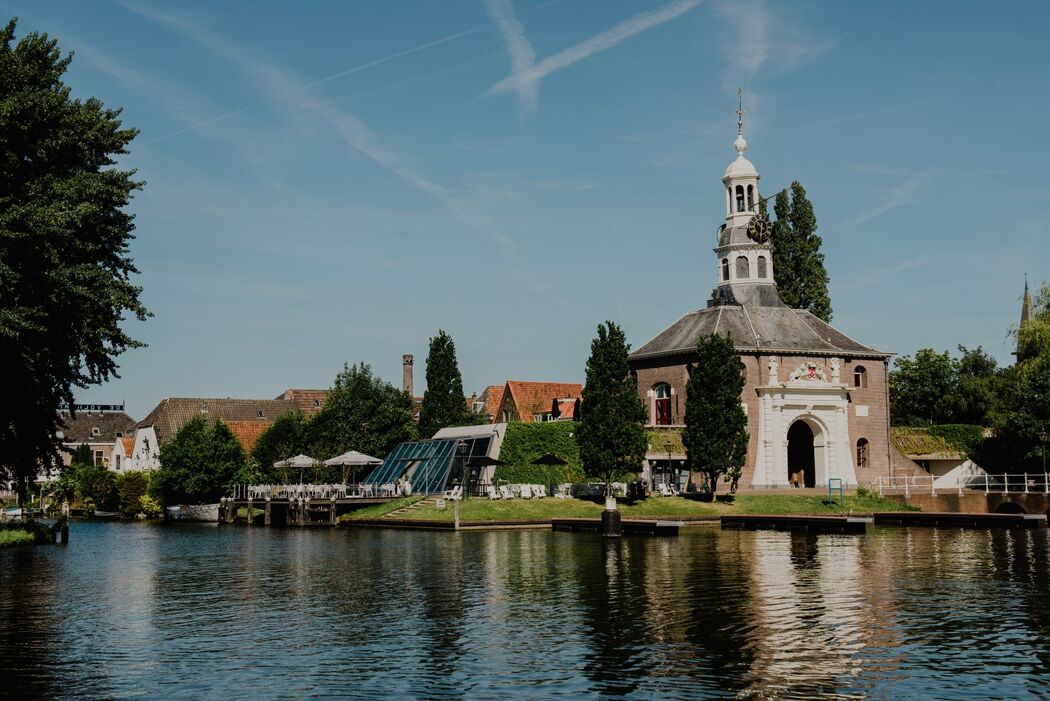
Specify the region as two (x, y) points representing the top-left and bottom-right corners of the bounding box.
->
(788, 361), (827, 383)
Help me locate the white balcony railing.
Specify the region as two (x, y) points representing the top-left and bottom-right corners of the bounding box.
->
(874, 473), (1050, 497)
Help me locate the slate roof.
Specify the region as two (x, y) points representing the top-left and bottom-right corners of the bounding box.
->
(274, 389), (328, 417)
(503, 381), (583, 423)
(630, 305), (890, 361)
(135, 398), (298, 444)
(58, 411), (137, 444)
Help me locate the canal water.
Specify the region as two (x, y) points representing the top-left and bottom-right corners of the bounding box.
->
(2, 522), (1049, 700)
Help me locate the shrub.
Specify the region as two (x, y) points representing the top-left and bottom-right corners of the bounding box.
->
(494, 422), (585, 484)
(139, 494), (163, 518)
(116, 472), (150, 517)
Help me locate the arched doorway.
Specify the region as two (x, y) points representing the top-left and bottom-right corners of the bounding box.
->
(787, 421), (816, 487)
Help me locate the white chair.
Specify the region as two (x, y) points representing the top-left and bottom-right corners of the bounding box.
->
(520, 484), (533, 499)
(487, 485), (502, 500)
(500, 485), (514, 500)
(554, 483), (571, 499)
(533, 484), (546, 498)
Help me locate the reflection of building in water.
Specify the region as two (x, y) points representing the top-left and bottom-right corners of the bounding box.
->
(739, 531), (903, 697)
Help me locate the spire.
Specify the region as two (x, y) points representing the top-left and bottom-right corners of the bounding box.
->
(734, 88), (747, 157)
(1021, 274), (1033, 324)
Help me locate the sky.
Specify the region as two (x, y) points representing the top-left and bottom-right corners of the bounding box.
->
(6, 0), (1049, 418)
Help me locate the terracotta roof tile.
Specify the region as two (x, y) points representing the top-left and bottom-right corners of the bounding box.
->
(275, 389), (329, 417)
(225, 421), (272, 454)
(120, 436), (135, 456)
(136, 398), (298, 444)
(502, 381), (583, 422)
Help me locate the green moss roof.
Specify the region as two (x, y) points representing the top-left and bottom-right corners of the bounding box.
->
(646, 428), (684, 454)
(891, 427), (964, 459)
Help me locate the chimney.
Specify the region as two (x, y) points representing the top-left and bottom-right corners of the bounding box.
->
(402, 354), (414, 396)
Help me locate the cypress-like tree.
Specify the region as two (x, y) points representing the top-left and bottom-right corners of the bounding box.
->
(576, 322), (647, 491)
(772, 181), (832, 322)
(418, 330), (472, 437)
(683, 334), (749, 493)
(70, 443), (94, 467)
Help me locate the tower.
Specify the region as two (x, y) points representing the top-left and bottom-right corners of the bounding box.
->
(710, 94), (781, 308)
(1021, 275), (1033, 325)
(402, 354), (414, 396)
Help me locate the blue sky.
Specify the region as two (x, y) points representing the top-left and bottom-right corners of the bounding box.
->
(8, 1), (1048, 418)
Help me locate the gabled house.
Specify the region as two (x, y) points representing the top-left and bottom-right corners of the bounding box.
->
(469, 385), (506, 423)
(56, 410), (137, 470)
(274, 389), (329, 418)
(126, 398), (298, 471)
(495, 381), (583, 423)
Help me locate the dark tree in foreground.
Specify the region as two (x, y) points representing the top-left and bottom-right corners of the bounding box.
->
(305, 362), (417, 460)
(418, 329), (475, 438)
(0, 19), (149, 499)
(683, 334), (749, 493)
(772, 181), (832, 322)
(576, 322), (647, 492)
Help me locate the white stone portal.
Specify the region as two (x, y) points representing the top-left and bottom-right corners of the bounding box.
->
(754, 357), (858, 487)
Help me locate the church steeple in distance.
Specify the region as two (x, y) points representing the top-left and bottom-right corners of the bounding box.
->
(1021, 274), (1033, 324)
(710, 91), (781, 309)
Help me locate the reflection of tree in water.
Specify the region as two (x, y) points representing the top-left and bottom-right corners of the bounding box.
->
(0, 548), (58, 701)
(989, 529), (1050, 670)
(572, 537), (655, 697)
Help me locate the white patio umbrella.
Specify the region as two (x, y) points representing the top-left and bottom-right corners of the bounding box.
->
(323, 450), (382, 484)
(274, 454), (322, 485)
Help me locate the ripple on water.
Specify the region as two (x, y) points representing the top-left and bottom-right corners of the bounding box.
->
(2, 522), (1050, 699)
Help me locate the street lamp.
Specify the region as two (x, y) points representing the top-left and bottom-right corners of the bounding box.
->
(1039, 430), (1049, 479)
(664, 440), (674, 491)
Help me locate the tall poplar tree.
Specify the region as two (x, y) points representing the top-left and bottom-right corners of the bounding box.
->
(683, 334), (749, 493)
(418, 330), (473, 437)
(576, 322), (647, 490)
(772, 181), (832, 322)
(0, 20), (149, 499)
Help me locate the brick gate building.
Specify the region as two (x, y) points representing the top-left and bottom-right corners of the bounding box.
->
(628, 118), (893, 489)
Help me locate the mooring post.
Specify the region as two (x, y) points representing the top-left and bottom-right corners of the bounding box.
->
(454, 500), (460, 531)
(601, 495), (622, 538)
(329, 498), (337, 526)
(264, 498), (272, 526)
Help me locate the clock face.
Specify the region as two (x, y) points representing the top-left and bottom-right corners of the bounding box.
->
(747, 212), (771, 243)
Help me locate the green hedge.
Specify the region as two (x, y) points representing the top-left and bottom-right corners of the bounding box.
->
(928, 424), (984, 456)
(494, 422), (585, 484)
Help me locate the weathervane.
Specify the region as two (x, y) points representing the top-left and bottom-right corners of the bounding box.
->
(736, 88), (745, 135)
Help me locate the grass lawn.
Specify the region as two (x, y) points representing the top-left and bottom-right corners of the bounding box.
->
(396, 492), (916, 522)
(340, 496), (424, 521)
(0, 530), (35, 548)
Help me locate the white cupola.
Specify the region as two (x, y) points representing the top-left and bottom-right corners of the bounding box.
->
(709, 93), (781, 309)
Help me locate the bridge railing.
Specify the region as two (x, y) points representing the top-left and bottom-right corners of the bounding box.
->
(874, 473), (1050, 497)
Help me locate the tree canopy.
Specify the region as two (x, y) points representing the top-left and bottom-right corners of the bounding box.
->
(772, 181), (832, 322)
(576, 322), (647, 487)
(682, 334), (749, 493)
(889, 346), (1001, 427)
(250, 411), (305, 482)
(418, 329), (474, 438)
(304, 362), (417, 460)
(152, 417), (246, 505)
(0, 19), (149, 496)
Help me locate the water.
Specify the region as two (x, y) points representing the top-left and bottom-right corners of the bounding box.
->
(2, 522), (1050, 700)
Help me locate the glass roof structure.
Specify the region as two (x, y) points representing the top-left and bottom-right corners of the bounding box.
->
(365, 437), (492, 495)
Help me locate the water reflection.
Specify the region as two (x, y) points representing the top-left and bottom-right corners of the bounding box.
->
(3, 523), (1050, 699)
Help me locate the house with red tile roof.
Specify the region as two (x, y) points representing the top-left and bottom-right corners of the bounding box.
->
(274, 389), (329, 417)
(468, 385), (506, 423)
(494, 382), (583, 423)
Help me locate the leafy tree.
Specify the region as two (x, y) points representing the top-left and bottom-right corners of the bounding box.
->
(418, 329), (474, 437)
(953, 346), (1000, 425)
(683, 334), (749, 493)
(1015, 280), (1050, 362)
(772, 181), (832, 322)
(304, 362), (417, 461)
(70, 443), (94, 467)
(151, 416), (246, 505)
(889, 349), (958, 426)
(251, 412), (305, 482)
(0, 20), (149, 500)
(576, 322), (647, 491)
(115, 471), (149, 517)
(990, 354), (1050, 472)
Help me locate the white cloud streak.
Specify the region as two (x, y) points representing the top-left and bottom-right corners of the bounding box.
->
(485, 0), (703, 101)
(850, 169), (937, 226)
(117, 2), (523, 249)
(485, 0), (538, 117)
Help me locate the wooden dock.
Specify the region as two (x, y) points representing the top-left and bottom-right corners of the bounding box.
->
(873, 511), (1048, 529)
(551, 518), (683, 536)
(219, 496), (396, 527)
(720, 514), (871, 534)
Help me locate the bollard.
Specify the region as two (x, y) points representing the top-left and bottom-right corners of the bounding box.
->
(601, 497), (622, 538)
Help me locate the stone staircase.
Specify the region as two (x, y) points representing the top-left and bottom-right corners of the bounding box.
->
(380, 496), (433, 519)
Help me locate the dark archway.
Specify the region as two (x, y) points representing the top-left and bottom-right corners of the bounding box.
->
(787, 421), (816, 487)
(995, 502), (1026, 514)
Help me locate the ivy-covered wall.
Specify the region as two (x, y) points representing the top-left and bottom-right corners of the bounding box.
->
(493, 422), (585, 484)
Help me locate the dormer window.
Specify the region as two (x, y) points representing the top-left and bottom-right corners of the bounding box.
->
(257, 410), (265, 417)
(91, 427), (101, 437)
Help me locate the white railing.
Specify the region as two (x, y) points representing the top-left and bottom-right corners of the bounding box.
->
(874, 473), (1050, 497)
(229, 483), (407, 500)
